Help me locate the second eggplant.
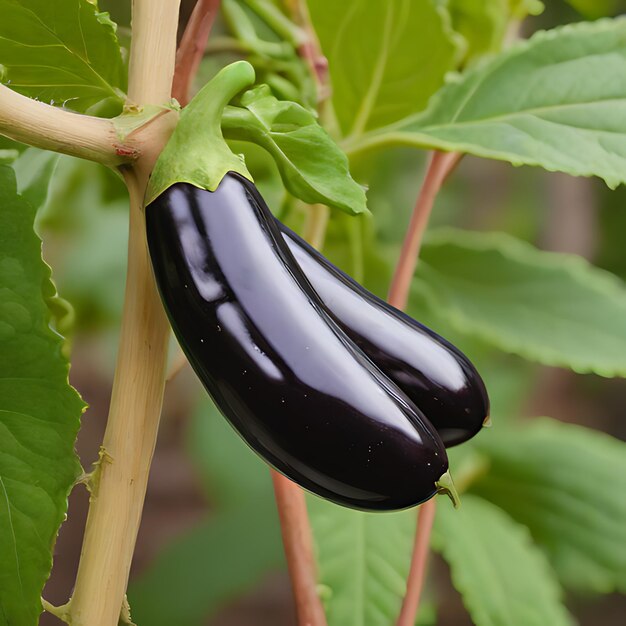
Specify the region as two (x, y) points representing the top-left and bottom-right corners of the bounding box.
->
(280, 226), (490, 447)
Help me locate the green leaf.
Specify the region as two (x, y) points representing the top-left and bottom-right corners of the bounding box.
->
(186, 395), (272, 508)
(222, 85), (367, 214)
(306, 0), (462, 137)
(0, 0), (126, 114)
(0, 165), (83, 625)
(146, 62), (255, 205)
(11, 148), (74, 345)
(411, 228), (626, 377)
(308, 495), (418, 625)
(57, 200), (128, 329)
(33, 156), (129, 331)
(445, 0), (510, 60)
(36, 155), (127, 232)
(433, 495), (572, 626)
(407, 292), (537, 423)
(444, 0), (543, 62)
(351, 18), (626, 188)
(128, 499), (284, 626)
(0, 138), (26, 166)
(129, 394), (284, 625)
(472, 418), (626, 594)
(11, 148), (59, 211)
(0, 150), (18, 165)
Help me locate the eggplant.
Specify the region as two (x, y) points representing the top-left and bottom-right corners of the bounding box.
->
(146, 173), (455, 511)
(279, 226), (490, 447)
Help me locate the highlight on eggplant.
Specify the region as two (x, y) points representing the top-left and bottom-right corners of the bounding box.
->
(146, 172), (458, 511)
(280, 225), (490, 447)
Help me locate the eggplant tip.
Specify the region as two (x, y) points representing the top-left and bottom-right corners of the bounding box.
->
(436, 470), (461, 509)
(483, 415), (492, 428)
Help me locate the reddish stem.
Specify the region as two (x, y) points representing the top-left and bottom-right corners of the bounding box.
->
(172, 0), (221, 105)
(396, 499), (437, 626)
(272, 472), (328, 626)
(389, 151), (461, 626)
(387, 151), (461, 310)
(299, 39), (329, 91)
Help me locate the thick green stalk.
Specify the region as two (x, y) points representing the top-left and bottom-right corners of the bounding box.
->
(68, 2), (180, 624)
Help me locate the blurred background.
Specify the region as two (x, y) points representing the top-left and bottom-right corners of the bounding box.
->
(32, 1), (626, 624)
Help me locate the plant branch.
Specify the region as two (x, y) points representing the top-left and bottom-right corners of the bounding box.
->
(0, 84), (128, 166)
(68, 2), (181, 625)
(166, 348), (189, 382)
(396, 500), (436, 626)
(42, 598), (70, 623)
(127, 1), (180, 107)
(271, 472), (328, 626)
(204, 35), (252, 55)
(303, 203), (330, 249)
(388, 150), (461, 626)
(173, 0), (221, 105)
(387, 151), (461, 310)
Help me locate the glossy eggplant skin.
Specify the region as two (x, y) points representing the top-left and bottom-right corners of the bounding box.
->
(279, 227), (490, 447)
(146, 173), (448, 511)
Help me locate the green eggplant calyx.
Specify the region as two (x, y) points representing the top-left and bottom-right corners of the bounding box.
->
(145, 61), (256, 206)
(436, 470), (461, 509)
